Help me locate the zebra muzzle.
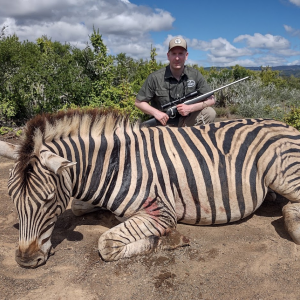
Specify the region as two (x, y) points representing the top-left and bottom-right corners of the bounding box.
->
(15, 247), (48, 268)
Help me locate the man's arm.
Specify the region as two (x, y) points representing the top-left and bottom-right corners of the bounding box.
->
(135, 99), (169, 126)
(176, 95), (216, 116)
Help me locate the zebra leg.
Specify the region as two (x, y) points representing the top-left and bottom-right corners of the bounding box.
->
(71, 199), (103, 216)
(98, 216), (189, 261)
(282, 202), (300, 244)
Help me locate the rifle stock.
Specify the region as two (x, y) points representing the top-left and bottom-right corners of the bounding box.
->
(141, 76), (249, 127)
(142, 117), (161, 127)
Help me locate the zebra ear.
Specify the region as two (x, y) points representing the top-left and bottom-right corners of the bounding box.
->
(0, 141), (19, 160)
(40, 151), (77, 174)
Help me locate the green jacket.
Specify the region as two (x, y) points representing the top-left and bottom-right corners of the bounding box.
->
(136, 65), (212, 112)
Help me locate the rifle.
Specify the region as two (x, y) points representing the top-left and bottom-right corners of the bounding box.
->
(141, 76), (249, 127)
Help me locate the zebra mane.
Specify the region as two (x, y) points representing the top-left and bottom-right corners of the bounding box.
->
(17, 107), (136, 173)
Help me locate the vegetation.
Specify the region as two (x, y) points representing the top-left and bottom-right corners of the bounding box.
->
(0, 126), (13, 135)
(284, 107), (300, 131)
(0, 28), (300, 129)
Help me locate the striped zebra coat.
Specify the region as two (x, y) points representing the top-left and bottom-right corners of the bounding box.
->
(1, 108), (300, 268)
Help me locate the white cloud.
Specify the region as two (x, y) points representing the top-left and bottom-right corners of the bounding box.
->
(180, 37), (252, 66)
(289, 0), (300, 7)
(234, 33), (290, 50)
(206, 53), (254, 67)
(254, 55), (288, 66)
(91, 8), (174, 35)
(284, 24), (300, 38)
(288, 59), (300, 65)
(3, 18), (89, 45)
(206, 38), (252, 58)
(207, 53), (288, 68)
(274, 48), (300, 56)
(214, 59), (258, 68)
(181, 33), (299, 67)
(0, 0), (175, 59)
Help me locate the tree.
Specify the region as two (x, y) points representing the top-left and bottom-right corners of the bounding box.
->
(88, 29), (116, 107)
(148, 45), (158, 74)
(0, 34), (27, 121)
(231, 65), (252, 80)
(0, 25), (7, 40)
(259, 66), (287, 88)
(0, 34), (94, 121)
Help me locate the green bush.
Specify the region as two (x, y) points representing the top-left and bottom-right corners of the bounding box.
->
(0, 126), (12, 135)
(15, 129), (23, 137)
(284, 107), (300, 131)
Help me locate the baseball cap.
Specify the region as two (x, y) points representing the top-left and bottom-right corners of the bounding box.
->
(168, 37), (187, 52)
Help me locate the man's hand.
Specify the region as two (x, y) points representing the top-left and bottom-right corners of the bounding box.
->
(177, 96), (215, 117)
(154, 111), (169, 126)
(176, 103), (192, 116)
(135, 99), (169, 126)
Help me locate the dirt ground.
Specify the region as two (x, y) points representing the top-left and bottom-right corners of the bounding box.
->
(1, 134), (300, 300)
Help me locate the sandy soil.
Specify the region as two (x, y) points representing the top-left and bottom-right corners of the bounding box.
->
(1, 135), (300, 300)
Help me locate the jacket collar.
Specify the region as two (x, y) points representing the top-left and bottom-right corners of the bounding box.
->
(164, 65), (187, 80)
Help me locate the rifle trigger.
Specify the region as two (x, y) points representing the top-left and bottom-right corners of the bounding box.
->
(169, 108), (176, 119)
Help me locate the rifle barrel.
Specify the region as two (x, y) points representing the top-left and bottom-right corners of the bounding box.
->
(183, 76), (249, 106)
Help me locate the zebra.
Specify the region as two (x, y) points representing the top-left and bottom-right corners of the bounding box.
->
(1, 108), (300, 268)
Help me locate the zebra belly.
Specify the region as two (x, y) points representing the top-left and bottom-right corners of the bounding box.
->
(175, 194), (264, 225)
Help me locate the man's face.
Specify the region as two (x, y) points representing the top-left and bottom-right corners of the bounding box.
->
(167, 46), (188, 70)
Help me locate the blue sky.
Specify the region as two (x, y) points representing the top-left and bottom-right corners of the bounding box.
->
(1, 0), (300, 67)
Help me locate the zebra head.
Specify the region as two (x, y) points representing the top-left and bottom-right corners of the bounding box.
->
(1, 141), (76, 268)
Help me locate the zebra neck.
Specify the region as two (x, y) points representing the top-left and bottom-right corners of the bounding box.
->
(71, 132), (127, 209)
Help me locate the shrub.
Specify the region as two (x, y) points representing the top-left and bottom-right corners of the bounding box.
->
(215, 107), (228, 117)
(15, 129), (23, 137)
(284, 107), (300, 131)
(0, 126), (12, 135)
(228, 104), (239, 115)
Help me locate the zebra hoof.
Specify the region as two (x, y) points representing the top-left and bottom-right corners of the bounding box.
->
(158, 228), (190, 250)
(282, 203), (300, 244)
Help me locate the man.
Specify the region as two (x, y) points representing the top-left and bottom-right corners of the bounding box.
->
(135, 36), (216, 127)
